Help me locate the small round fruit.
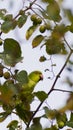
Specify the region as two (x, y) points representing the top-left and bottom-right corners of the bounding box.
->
(39, 25), (46, 33)
(37, 18), (42, 24)
(30, 14), (37, 22)
(3, 72), (10, 79)
(58, 121), (65, 128)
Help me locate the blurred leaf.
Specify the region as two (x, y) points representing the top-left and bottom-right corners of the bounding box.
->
(32, 35), (44, 48)
(7, 120), (18, 130)
(34, 91), (48, 101)
(0, 82), (18, 105)
(67, 67), (72, 72)
(1, 13), (17, 33)
(17, 14), (27, 28)
(52, 24), (67, 39)
(26, 25), (38, 40)
(44, 125), (58, 130)
(44, 107), (58, 119)
(0, 9), (7, 19)
(1, 21), (13, 33)
(26, 117), (42, 130)
(39, 56), (47, 62)
(56, 113), (67, 128)
(59, 94), (73, 112)
(16, 70), (28, 85)
(16, 104), (33, 123)
(45, 38), (66, 55)
(0, 112), (9, 122)
(4, 14), (13, 21)
(46, 1), (61, 21)
(66, 112), (73, 128)
(69, 24), (73, 33)
(41, 0), (50, 3)
(64, 9), (73, 23)
(0, 38), (23, 66)
(66, 113), (73, 128)
(69, 60), (73, 65)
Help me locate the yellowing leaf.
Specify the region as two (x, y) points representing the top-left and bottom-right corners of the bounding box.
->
(32, 35), (44, 48)
(26, 25), (38, 40)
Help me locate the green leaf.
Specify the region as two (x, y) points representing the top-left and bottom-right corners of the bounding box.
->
(45, 38), (66, 55)
(34, 91), (48, 101)
(44, 107), (58, 119)
(4, 14), (13, 21)
(66, 121), (73, 128)
(32, 35), (44, 48)
(64, 9), (73, 23)
(66, 112), (73, 128)
(46, 1), (61, 22)
(1, 21), (13, 33)
(26, 117), (42, 130)
(0, 9), (7, 19)
(7, 120), (18, 130)
(16, 104), (33, 123)
(0, 83), (19, 105)
(0, 38), (23, 66)
(44, 125), (59, 130)
(0, 112), (9, 122)
(39, 56), (47, 62)
(17, 14), (27, 28)
(26, 25), (38, 40)
(16, 70), (28, 85)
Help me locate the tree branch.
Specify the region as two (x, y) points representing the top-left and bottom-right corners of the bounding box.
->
(27, 50), (73, 128)
(53, 88), (73, 93)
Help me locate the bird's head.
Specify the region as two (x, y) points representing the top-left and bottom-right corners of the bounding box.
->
(28, 71), (43, 83)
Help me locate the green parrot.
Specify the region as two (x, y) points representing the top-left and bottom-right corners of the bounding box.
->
(22, 71), (43, 92)
(19, 71), (43, 109)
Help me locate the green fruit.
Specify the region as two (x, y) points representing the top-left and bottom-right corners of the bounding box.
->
(3, 72), (10, 79)
(30, 14), (37, 22)
(39, 25), (46, 33)
(58, 121), (65, 128)
(37, 18), (42, 24)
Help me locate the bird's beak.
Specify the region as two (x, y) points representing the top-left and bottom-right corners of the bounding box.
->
(40, 74), (43, 80)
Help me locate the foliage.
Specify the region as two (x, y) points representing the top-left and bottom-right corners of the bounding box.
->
(0, 0), (73, 130)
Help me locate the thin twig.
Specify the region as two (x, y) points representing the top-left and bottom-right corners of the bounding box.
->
(53, 88), (73, 93)
(14, 0), (37, 20)
(64, 37), (72, 51)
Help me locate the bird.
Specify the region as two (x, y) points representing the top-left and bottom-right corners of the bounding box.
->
(22, 70), (43, 92)
(19, 71), (43, 111)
